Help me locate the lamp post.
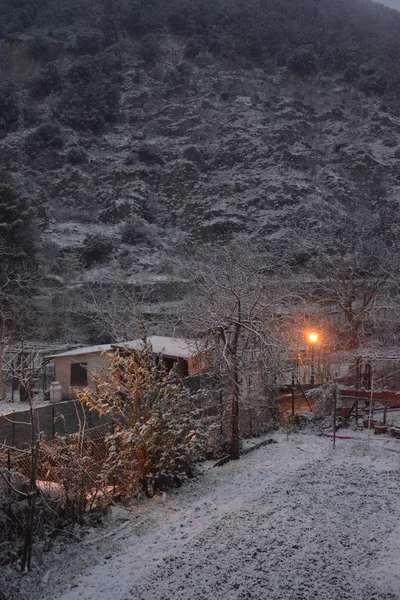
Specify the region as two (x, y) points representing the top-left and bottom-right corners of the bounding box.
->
(308, 332), (319, 386)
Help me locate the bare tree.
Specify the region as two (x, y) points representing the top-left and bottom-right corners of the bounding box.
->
(309, 189), (400, 350)
(0, 268), (36, 402)
(0, 350), (46, 571)
(176, 244), (288, 459)
(312, 238), (397, 350)
(77, 278), (148, 342)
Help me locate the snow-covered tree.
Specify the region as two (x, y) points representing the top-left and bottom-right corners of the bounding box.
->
(176, 244), (287, 459)
(0, 175), (37, 271)
(78, 340), (205, 496)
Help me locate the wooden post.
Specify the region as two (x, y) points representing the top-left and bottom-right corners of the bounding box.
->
(219, 390), (223, 435)
(333, 383), (337, 449)
(356, 357), (361, 389)
(0, 346), (6, 402)
(52, 401), (55, 440)
(367, 374), (374, 446)
(21, 440), (40, 572)
(231, 358), (240, 460)
(291, 373), (295, 417)
(12, 411), (15, 448)
(42, 361), (47, 395)
(7, 448), (12, 540)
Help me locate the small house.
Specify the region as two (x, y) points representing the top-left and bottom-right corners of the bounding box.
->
(47, 336), (203, 400)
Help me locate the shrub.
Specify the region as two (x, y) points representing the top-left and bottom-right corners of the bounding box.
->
(27, 121), (64, 152)
(140, 34), (160, 63)
(79, 342), (205, 497)
(286, 46), (318, 76)
(67, 145), (87, 165)
(58, 56), (120, 132)
(307, 382), (336, 420)
(359, 67), (388, 96)
(0, 175), (38, 265)
(60, 80), (119, 133)
(343, 63), (359, 84)
(0, 85), (19, 135)
(74, 29), (105, 56)
(29, 63), (61, 99)
(98, 200), (131, 224)
(28, 35), (51, 61)
(185, 36), (203, 59)
(120, 216), (152, 245)
(138, 142), (163, 165)
(81, 233), (115, 267)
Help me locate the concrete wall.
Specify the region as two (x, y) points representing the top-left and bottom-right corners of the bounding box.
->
(55, 352), (111, 399)
(55, 352), (201, 399)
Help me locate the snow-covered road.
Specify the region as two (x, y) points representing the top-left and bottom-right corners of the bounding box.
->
(15, 432), (400, 600)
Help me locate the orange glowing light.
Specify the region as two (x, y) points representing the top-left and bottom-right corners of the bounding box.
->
(308, 332), (319, 344)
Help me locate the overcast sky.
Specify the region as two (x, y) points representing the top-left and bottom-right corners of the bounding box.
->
(375, 0), (400, 9)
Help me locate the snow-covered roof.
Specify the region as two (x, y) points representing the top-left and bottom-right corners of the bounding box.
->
(113, 336), (200, 359)
(47, 336), (200, 360)
(46, 344), (114, 359)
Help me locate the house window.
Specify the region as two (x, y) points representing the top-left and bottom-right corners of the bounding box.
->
(70, 362), (88, 386)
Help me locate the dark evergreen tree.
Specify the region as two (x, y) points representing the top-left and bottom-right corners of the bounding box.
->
(0, 176), (37, 268)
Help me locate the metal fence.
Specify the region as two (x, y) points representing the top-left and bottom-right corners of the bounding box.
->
(0, 400), (111, 450)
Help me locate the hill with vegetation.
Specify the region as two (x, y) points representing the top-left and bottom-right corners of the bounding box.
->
(0, 0), (399, 342)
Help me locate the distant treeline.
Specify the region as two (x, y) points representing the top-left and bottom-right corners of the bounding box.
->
(1, 0), (400, 108)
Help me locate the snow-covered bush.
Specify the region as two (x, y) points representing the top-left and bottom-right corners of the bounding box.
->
(29, 64), (61, 100)
(0, 85), (19, 136)
(0, 174), (38, 266)
(74, 29), (105, 56)
(120, 216), (154, 245)
(78, 342), (205, 497)
(99, 200), (131, 224)
(307, 382), (336, 419)
(27, 122), (64, 152)
(140, 34), (160, 63)
(81, 233), (115, 267)
(138, 141), (164, 165)
(58, 56), (120, 133)
(67, 145), (87, 165)
(286, 46), (318, 76)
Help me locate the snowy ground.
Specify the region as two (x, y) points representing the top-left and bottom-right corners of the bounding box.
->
(5, 429), (400, 600)
(0, 396), (51, 416)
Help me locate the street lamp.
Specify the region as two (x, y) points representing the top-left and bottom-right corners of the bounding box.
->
(308, 331), (319, 386)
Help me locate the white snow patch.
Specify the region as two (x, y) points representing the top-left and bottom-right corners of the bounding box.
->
(11, 431), (399, 600)
(0, 395), (51, 416)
